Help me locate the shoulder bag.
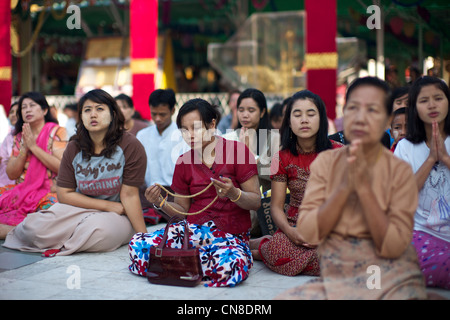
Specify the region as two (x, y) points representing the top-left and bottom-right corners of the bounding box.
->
(146, 216), (203, 287)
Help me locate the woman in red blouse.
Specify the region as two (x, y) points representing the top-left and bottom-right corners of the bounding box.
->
(129, 98), (261, 287)
(250, 90), (342, 276)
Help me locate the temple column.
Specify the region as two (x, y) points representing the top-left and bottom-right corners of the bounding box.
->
(305, 0), (337, 119)
(0, 1), (12, 113)
(130, 0), (158, 120)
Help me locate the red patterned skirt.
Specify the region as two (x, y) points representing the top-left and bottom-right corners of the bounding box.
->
(259, 228), (320, 276)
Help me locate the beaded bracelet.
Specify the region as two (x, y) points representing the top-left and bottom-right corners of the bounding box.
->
(153, 194), (168, 210)
(230, 189), (242, 202)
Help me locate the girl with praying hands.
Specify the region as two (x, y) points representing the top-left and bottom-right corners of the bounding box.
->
(394, 76), (450, 289)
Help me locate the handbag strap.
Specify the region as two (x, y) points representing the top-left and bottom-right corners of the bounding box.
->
(158, 216), (190, 251)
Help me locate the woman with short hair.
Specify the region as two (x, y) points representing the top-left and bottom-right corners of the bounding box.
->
(129, 98), (261, 287)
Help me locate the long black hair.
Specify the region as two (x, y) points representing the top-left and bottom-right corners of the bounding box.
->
(74, 89), (125, 160)
(14, 92), (58, 135)
(280, 90), (332, 155)
(406, 76), (450, 144)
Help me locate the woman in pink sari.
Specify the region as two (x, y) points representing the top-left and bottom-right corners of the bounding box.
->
(0, 92), (67, 239)
(0, 102), (19, 187)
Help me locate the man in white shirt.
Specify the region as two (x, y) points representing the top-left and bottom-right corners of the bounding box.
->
(63, 103), (78, 138)
(136, 89), (189, 211)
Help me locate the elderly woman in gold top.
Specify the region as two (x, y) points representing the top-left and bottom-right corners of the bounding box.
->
(278, 77), (427, 300)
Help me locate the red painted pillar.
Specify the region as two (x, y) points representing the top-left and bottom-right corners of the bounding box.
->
(305, 0), (337, 119)
(0, 1), (12, 114)
(130, 0), (158, 121)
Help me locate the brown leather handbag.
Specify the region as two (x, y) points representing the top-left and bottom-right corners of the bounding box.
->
(146, 217), (203, 287)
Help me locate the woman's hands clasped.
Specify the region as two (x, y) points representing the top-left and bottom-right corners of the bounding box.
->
(285, 227), (317, 248)
(347, 139), (369, 190)
(429, 120), (449, 163)
(21, 123), (37, 152)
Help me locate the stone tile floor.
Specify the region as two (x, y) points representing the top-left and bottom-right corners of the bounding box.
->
(0, 223), (449, 301)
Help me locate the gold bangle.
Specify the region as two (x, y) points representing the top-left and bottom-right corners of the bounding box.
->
(152, 194), (168, 210)
(230, 189), (242, 202)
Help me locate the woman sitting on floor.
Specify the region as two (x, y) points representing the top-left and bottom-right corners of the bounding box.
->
(3, 89), (148, 255)
(394, 76), (450, 289)
(128, 98), (261, 287)
(250, 90), (342, 276)
(0, 92), (67, 239)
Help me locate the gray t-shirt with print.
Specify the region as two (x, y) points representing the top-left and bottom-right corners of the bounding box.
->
(57, 132), (147, 202)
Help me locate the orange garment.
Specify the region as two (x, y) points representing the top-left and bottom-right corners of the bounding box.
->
(279, 146), (427, 300)
(297, 145), (418, 259)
